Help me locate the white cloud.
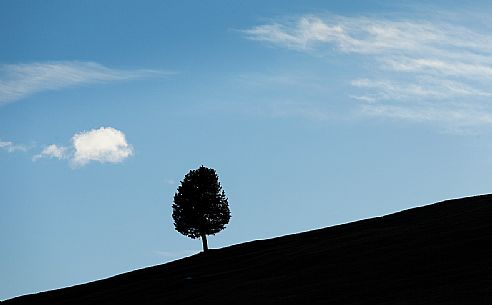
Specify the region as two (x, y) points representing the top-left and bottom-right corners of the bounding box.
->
(0, 61), (164, 105)
(32, 144), (68, 161)
(245, 14), (492, 131)
(244, 17), (344, 50)
(245, 16), (440, 53)
(71, 127), (133, 167)
(32, 127), (133, 167)
(351, 78), (491, 101)
(383, 57), (492, 79)
(358, 104), (492, 133)
(245, 15), (492, 83)
(0, 140), (27, 153)
(245, 15), (492, 57)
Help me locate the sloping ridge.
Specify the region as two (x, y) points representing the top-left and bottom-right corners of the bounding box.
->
(4, 194), (492, 305)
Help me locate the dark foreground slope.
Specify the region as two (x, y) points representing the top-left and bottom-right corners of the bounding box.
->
(4, 195), (492, 305)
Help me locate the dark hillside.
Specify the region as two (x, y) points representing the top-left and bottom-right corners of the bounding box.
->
(4, 194), (492, 305)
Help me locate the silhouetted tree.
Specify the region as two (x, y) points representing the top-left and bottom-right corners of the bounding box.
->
(172, 166), (231, 252)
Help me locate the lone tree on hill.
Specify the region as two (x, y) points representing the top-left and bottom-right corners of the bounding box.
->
(172, 166), (231, 252)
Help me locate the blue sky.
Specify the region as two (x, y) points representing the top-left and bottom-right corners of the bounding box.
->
(3, 0), (492, 300)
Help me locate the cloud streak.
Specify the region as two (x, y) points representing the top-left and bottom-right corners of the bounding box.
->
(351, 78), (491, 101)
(0, 61), (164, 105)
(0, 140), (27, 153)
(245, 14), (492, 131)
(244, 15), (492, 59)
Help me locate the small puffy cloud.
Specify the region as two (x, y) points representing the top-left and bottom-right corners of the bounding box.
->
(32, 127), (133, 168)
(32, 144), (68, 161)
(0, 140), (27, 153)
(71, 127), (133, 167)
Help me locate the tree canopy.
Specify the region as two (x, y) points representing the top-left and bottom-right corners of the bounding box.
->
(172, 166), (231, 251)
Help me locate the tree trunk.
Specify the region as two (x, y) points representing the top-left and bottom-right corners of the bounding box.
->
(201, 234), (208, 252)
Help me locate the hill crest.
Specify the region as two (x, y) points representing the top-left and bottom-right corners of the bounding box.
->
(4, 194), (492, 305)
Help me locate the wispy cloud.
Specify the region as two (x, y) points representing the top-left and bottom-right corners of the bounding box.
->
(244, 13), (492, 131)
(244, 15), (492, 58)
(351, 77), (491, 101)
(383, 57), (492, 79)
(358, 104), (492, 134)
(0, 61), (165, 105)
(32, 144), (67, 161)
(245, 16), (447, 53)
(0, 140), (27, 153)
(33, 127), (133, 168)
